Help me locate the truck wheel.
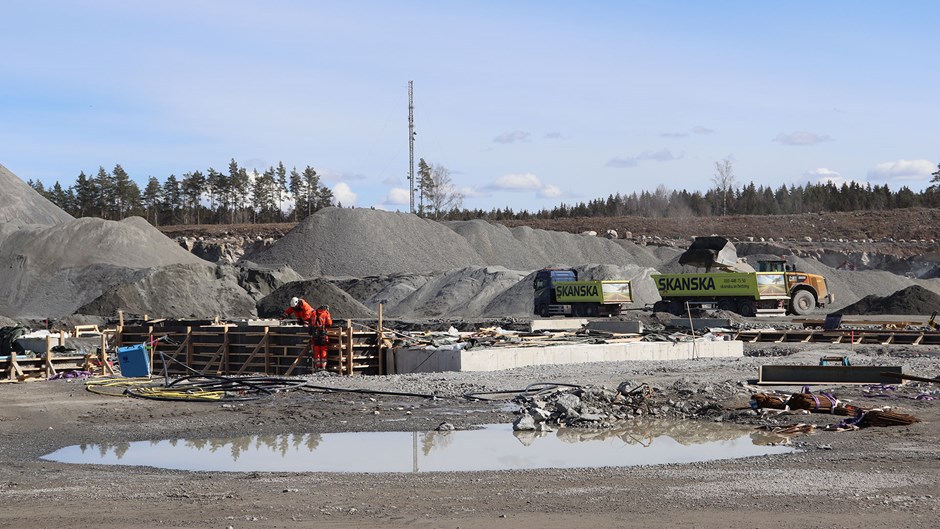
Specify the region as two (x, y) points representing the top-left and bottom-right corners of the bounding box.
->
(668, 300), (685, 316)
(790, 290), (816, 315)
(717, 299), (736, 312)
(653, 301), (669, 313)
(536, 304), (549, 318)
(737, 300), (756, 318)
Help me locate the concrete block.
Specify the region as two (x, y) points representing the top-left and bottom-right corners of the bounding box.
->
(530, 319), (587, 332)
(585, 320), (643, 334)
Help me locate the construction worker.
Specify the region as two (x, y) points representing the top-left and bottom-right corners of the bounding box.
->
(311, 305), (333, 370)
(283, 297), (315, 327)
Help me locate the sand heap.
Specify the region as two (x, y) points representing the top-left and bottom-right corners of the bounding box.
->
(0, 163), (73, 228)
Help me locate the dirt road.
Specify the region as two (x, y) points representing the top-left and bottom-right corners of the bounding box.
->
(1, 343), (938, 529)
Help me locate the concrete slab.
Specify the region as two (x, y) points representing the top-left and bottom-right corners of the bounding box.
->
(394, 340), (743, 374)
(529, 319), (587, 332)
(585, 320), (643, 334)
(758, 365), (905, 385)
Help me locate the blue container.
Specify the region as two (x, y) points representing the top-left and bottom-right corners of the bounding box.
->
(116, 344), (151, 377)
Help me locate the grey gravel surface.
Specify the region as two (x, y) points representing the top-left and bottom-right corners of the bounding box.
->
(1, 341), (937, 529)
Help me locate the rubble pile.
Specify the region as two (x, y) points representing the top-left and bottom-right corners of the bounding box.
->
(511, 378), (748, 431)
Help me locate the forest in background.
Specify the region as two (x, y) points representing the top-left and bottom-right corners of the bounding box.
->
(28, 159), (940, 225)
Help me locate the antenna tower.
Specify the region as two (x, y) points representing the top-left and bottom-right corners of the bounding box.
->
(408, 80), (415, 214)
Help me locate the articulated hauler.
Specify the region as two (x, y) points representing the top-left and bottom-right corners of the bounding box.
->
(652, 237), (833, 317)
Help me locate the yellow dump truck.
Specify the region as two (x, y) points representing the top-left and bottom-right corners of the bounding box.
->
(651, 237), (833, 317)
(533, 268), (633, 317)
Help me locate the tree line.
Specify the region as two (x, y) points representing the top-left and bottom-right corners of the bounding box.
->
(28, 159), (940, 225)
(29, 159), (334, 225)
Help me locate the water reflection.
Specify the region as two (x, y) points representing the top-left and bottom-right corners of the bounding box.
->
(43, 421), (795, 473)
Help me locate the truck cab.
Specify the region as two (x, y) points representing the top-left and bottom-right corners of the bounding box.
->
(533, 268), (578, 317)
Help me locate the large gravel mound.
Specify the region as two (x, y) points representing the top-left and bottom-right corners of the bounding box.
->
(445, 220), (648, 270)
(254, 208), (485, 277)
(257, 279), (376, 320)
(372, 266), (527, 319)
(76, 264), (257, 319)
(0, 163), (73, 227)
(836, 285), (940, 315)
(0, 217), (208, 318)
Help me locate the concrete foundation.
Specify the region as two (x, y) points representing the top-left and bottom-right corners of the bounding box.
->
(585, 320), (644, 334)
(391, 340), (743, 374)
(529, 319), (587, 332)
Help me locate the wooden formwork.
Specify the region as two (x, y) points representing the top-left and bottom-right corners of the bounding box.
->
(734, 328), (940, 345)
(1, 330), (114, 382)
(116, 320), (392, 377)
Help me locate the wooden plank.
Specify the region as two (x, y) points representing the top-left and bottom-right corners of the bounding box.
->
(284, 343), (311, 376)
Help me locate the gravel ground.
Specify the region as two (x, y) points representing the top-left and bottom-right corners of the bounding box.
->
(1, 340), (938, 529)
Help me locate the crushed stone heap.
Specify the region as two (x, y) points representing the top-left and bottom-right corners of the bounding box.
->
(0, 216), (207, 319)
(0, 163), (74, 227)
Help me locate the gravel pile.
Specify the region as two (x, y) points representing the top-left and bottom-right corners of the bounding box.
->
(75, 263), (258, 319)
(256, 278), (377, 319)
(837, 285), (940, 315)
(0, 163), (73, 228)
(254, 208), (486, 276)
(0, 217), (207, 319)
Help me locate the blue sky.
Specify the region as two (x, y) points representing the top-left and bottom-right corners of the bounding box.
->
(2, 1), (938, 212)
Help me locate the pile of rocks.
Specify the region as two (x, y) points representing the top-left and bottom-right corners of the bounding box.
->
(511, 379), (751, 432)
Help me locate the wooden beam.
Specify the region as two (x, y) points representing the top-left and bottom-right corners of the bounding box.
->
(236, 330), (268, 376)
(284, 343), (311, 376)
(346, 320), (354, 375)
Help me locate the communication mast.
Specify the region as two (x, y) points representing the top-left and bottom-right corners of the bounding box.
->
(408, 80), (415, 214)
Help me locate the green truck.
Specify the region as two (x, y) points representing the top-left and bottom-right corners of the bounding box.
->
(533, 268), (633, 317)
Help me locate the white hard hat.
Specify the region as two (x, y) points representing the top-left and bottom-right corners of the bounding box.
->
(290, 297), (300, 307)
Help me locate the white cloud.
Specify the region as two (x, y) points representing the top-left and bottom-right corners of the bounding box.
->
(607, 148), (680, 168)
(383, 187), (411, 205)
(543, 132), (564, 139)
(493, 130), (531, 144)
(867, 159), (935, 182)
(460, 186), (489, 198)
(332, 182), (357, 206)
(491, 173), (543, 190)
(773, 131), (832, 145)
(803, 167), (848, 185)
(538, 184), (563, 198)
(662, 126), (713, 138)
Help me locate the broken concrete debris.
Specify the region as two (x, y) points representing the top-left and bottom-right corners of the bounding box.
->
(511, 379), (750, 431)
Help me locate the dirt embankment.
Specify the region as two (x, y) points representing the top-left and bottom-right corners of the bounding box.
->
(159, 208), (940, 260)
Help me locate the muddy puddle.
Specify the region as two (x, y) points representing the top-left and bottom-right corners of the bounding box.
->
(42, 421), (796, 473)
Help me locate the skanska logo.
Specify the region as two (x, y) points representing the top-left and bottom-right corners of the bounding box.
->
(657, 276), (716, 291)
(556, 284), (599, 297)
